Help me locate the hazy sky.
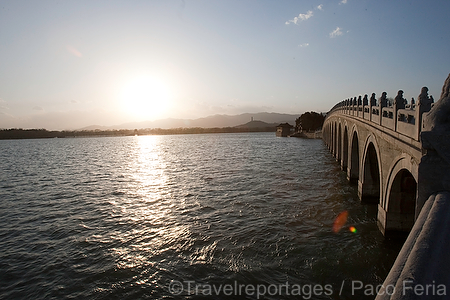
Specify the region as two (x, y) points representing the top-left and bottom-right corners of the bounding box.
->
(1, 0), (449, 130)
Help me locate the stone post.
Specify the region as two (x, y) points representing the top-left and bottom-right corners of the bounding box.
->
(417, 74), (450, 216)
(351, 98), (355, 116)
(416, 87), (432, 141)
(393, 99), (398, 132)
(369, 93), (376, 123)
(362, 94), (368, 120)
(415, 101), (421, 141)
(379, 92), (387, 126)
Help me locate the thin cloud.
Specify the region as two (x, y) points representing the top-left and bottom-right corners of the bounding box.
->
(340, 0), (348, 4)
(0, 98), (8, 110)
(67, 45), (82, 58)
(285, 10), (313, 25)
(33, 106), (44, 111)
(285, 5), (323, 25)
(298, 43), (310, 48)
(329, 27), (343, 38)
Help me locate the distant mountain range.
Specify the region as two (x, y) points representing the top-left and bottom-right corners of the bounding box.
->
(78, 112), (299, 130)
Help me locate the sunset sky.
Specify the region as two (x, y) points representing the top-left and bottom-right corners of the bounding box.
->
(1, 0), (449, 130)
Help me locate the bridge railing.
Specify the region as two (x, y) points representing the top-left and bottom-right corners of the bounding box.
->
(326, 88), (434, 141)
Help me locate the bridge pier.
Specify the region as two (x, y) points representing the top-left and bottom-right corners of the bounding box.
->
(377, 205), (415, 237)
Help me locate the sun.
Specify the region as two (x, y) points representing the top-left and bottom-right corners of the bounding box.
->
(120, 76), (172, 120)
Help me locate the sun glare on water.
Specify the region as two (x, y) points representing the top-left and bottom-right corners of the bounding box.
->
(120, 76), (172, 120)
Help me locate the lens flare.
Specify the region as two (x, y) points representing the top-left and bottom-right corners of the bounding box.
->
(332, 210), (348, 233)
(349, 226), (357, 233)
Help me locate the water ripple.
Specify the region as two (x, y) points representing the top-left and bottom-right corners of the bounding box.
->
(0, 133), (403, 299)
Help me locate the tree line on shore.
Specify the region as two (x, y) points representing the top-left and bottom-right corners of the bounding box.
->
(0, 126), (278, 140)
(0, 111), (325, 140)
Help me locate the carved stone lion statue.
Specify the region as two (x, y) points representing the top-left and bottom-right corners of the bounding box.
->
(423, 74), (450, 132)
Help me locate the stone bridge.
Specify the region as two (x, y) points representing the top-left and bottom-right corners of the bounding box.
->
(322, 75), (450, 237)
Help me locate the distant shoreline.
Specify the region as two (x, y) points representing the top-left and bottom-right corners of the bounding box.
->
(0, 127), (277, 140)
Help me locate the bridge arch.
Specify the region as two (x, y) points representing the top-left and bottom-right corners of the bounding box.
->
(342, 125), (349, 172)
(331, 123), (335, 155)
(333, 122), (338, 157)
(328, 123), (333, 151)
(328, 123), (332, 147)
(337, 122), (342, 162)
(359, 135), (382, 204)
(378, 155), (418, 235)
(322, 124), (331, 149)
(348, 126), (360, 183)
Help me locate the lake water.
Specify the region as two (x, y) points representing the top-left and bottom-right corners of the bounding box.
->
(0, 133), (404, 299)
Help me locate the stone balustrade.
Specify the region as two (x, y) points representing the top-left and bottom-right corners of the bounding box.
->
(327, 88), (434, 141)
